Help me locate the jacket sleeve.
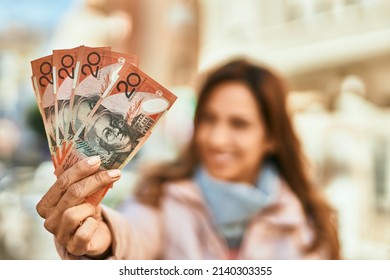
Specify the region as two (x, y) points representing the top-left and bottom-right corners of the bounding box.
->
(55, 198), (163, 260)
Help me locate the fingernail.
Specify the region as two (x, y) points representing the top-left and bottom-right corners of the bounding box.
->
(87, 156), (101, 166)
(107, 169), (121, 178)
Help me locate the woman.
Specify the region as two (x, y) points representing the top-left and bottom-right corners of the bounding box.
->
(36, 58), (340, 259)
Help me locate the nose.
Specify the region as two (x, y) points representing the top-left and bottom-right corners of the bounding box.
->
(207, 123), (231, 149)
(112, 127), (120, 137)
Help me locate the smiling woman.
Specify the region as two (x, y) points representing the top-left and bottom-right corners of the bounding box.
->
(37, 58), (341, 260)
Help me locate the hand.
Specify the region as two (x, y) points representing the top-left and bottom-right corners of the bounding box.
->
(36, 156), (121, 258)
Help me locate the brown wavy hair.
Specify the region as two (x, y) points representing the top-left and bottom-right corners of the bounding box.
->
(134, 58), (340, 259)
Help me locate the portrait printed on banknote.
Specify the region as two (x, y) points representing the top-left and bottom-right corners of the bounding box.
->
(71, 92), (145, 169)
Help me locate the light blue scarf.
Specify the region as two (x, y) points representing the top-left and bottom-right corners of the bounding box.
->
(194, 161), (279, 249)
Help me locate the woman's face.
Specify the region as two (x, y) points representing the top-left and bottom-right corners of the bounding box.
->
(195, 81), (273, 184)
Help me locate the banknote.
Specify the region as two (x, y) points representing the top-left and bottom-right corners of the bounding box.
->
(65, 46), (110, 140)
(62, 47), (139, 159)
(71, 50), (140, 141)
(53, 47), (81, 147)
(31, 55), (59, 167)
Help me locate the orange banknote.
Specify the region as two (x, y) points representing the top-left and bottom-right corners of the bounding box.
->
(31, 55), (59, 167)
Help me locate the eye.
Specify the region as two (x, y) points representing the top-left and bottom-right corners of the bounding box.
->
(197, 111), (215, 124)
(112, 118), (125, 128)
(103, 128), (115, 141)
(230, 118), (249, 129)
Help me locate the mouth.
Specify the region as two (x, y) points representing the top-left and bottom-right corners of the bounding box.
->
(206, 152), (234, 166)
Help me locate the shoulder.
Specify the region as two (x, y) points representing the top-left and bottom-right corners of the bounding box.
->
(242, 179), (322, 259)
(249, 177), (316, 249)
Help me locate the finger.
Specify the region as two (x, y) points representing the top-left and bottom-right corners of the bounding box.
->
(54, 203), (96, 245)
(67, 217), (98, 256)
(54, 169), (120, 217)
(37, 156), (101, 218)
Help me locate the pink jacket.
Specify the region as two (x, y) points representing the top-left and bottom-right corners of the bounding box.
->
(57, 178), (329, 259)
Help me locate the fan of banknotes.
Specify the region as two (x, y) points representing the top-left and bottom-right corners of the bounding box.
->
(31, 46), (177, 182)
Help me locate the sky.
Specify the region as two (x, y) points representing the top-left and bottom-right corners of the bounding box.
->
(0, 0), (75, 34)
